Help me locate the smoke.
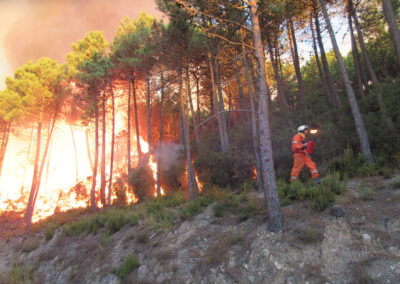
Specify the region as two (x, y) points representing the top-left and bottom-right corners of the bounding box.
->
(3, 0), (164, 69)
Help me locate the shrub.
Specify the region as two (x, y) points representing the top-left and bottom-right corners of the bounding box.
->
(114, 254), (140, 279)
(357, 183), (374, 201)
(21, 239), (40, 253)
(390, 179), (400, 189)
(311, 186), (334, 211)
(144, 199), (176, 229)
(213, 203), (225, 217)
(296, 225), (324, 244)
(136, 233), (148, 244)
(45, 223), (58, 241)
(321, 171), (345, 194)
(181, 199), (202, 219)
(62, 209), (138, 237)
(129, 163), (155, 202)
(8, 263), (34, 284)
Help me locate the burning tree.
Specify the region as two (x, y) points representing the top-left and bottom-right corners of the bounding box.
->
(4, 58), (67, 234)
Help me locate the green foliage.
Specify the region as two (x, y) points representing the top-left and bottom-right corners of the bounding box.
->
(357, 183), (374, 201)
(62, 209), (138, 237)
(194, 125), (255, 188)
(113, 254), (140, 279)
(136, 233), (148, 244)
(8, 263), (34, 284)
(129, 164), (155, 202)
(45, 223), (58, 241)
(310, 185), (334, 211)
(181, 199), (202, 219)
(278, 172), (343, 211)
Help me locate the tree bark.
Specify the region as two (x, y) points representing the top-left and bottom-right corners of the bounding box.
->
(85, 128), (93, 172)
(108, 79), (115, 207)
(26, 107), (59, 233)
(25, 121), (42, 234)
(195, 74), (201, 129)
(214, 57), (230, 147)
(266, 33), (289, 109)
(186, 66), (200, 143)
(314, 4), (341, 107)
(381, 0), (400, 67)
(248, 0), (283, 232)
(320, 0), (373, 164)
(100, 87), (107, 207)
(242, 53), (263, 193)
(348, 7), (366, 99)
(287, 14), (305, 100)
(157, 73), (165, 198)
(310, 13), (333, 104)
(127, 75), (132, 175)
(91, 98), (99, 212)
(206, 44), (228, 152)
(146, 70), (151, 147)
(179, 67), (198, 199)
(132, 76), (142, 162)
(235, 65), (250, 122)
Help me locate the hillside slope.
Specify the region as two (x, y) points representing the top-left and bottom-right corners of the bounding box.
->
(1, 175), (400, 283)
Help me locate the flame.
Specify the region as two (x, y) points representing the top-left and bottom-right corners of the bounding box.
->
(310, 129), (318, 134)
(0, 85), (167, 223)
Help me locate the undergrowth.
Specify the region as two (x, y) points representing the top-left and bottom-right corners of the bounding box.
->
(278, 171), (345, 211)
(113, 254), (140, 279)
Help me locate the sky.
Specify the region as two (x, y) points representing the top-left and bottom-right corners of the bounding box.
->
(0, 0), (165, 89)
(0, 0), (351, 90)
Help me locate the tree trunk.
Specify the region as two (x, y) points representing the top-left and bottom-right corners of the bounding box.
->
(287, 14), (305, 100)
(186, 66), (199, 143)
(25, 121), (42, 234)
(352, 2), (395, 131)
(235, 65), (250, 122)
(195, 75), (201, 129)
(179, 67), (198, 199)
(127, 75), (132, 175)
(242, 53), (264, 193)
(26, 107), (59, 233)
(209, 91), (215, 130)
(206, 44), (228, 152)
(85, 128), (93, 172)
(320, 0), (373, 164)
(348, 8), (366, 99)
(69, 125), (79, 183)
(157, 73), (165, 198)
(314, 4), (341, 107)
(146, 70), (151, 147)
(215, 57), (230, 147)
(249, 0), (283, 232)
(381, 0), (400, 67)
(310, 13), (333, 104)
(132, 76), (142, 162)
(0, 122), (10, 178)
(91, 100), (99, 212)
(108, 79), (115, 207)
(266, 33), (289, 109)
(100, 88), (106, 207)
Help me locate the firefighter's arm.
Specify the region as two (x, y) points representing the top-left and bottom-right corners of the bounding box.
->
(292, 136), (306, 150)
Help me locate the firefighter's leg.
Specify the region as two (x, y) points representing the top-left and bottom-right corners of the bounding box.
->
(304, 155), (320, 184)
(290, 154), (305, 182)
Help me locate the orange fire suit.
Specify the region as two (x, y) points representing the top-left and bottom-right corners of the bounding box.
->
(290, 133), (319, 182)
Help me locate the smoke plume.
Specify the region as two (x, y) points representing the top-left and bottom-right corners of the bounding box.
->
(3, 0), (164, 69)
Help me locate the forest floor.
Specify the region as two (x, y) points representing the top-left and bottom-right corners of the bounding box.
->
(0, 174), (399, 283)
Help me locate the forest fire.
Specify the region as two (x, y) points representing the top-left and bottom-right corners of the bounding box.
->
(0, 116), (164, 223)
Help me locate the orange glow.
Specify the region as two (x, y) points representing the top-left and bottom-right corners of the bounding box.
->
(0, 86), (167, 223)
(310, 129), (318, 134)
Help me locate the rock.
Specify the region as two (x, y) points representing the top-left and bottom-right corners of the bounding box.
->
(330, 205), (345, 218)
(362, 233), (371, 241)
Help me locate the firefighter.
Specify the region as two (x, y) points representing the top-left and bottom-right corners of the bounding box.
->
(290, 125), (321, 184)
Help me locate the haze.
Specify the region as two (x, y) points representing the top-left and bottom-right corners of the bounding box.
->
(0, 0), (164, 89)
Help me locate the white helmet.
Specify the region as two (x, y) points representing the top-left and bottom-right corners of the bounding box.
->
(297, 125), (308, 132)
